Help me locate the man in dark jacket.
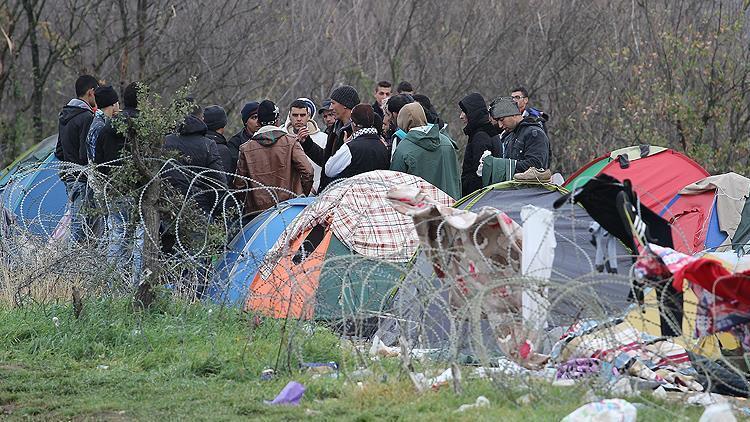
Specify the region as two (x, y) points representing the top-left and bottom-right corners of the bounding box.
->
(300, 85), (359, 192)
(511, 86), (549, 134)
(371, 80), (391, 119)
(203, 105), (234, 178)
(226, 101), (260, 167)
(324, 104), (390, 180)
(95, 82), (138, 174)
(491, 97), (550, 173)
(57, 74), (99, 242)
(164, 108), (227, 215)
(458, 92), (501, 196)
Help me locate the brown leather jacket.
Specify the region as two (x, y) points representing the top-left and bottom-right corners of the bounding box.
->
(233, 125), (313, 215)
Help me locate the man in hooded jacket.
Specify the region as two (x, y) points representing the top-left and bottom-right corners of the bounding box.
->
(203, 105), (233, 177)
(491, 97), (550, 173)
(234, 100), (313, 217)
(284, 98), (328, 193)
(163, 108), (227, 216)
(390, 103), (461, 199)
(458, 92), (501, 196)
(227, 101), (260, 165)
(324, 103), (390, 180)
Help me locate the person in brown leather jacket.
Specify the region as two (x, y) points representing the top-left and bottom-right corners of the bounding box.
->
(233, 100), (313, 217)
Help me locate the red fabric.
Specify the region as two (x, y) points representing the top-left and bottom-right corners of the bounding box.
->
(662, 192), (714, 254)
(602, 150), (709, 210)
(672, 258), (750, 306)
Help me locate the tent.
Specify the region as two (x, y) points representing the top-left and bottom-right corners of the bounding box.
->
(0, 135), (67, 237)
(659, 173), (750, 255)
(246, 170), (455, 320)
(564, 145), (709, 210)
(209, 197), (313, 306)
(376, 181), (635, 350)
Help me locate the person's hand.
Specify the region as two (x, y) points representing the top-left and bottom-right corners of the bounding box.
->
(476, 150), (492, 177)
(296, 127), (309, 142)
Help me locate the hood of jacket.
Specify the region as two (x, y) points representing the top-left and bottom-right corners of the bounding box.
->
(515, 117), (545, 132)
(252, 124), (288, 146)
(283, 115), (322, 137)
(59, 98), (93, 125)
(179, 115), (208, 136)
(397, 102), (428, 132)
(205, 129), (227, 145)
(405, 123), (443, 151)
(459, 93), (494, 136)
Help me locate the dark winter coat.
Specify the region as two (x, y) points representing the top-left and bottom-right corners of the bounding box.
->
(227, 128), (252, 169)
(163, 115), (228, 214)
(205, 129), (234, 177)
(56, 99), (94, 179)
(501, 117), (550, 173)
(325, 131), (390, 180)
(300, 118), (350, 191)
(94, 107), (139, 175)
(372, 101), (385, 119)
(459, 93), (501, 196)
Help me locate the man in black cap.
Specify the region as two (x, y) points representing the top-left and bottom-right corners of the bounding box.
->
(300, 85), (360, 191)
(227, 101), (260, 168)
(318, 99), (337, 133)
(86, 85), (120, 163)
(203, 105), (234, 179)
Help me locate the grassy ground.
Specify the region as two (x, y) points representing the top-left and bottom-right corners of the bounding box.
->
(0, 297), (706, 421)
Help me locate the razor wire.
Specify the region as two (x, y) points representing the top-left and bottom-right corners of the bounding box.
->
(1, 159), (749, 417)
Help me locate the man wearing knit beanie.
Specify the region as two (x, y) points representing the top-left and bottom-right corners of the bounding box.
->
(299, 85), (360, 192)
(86, 85), (120, 162)
(234, 99), (313, 216)
(203, 105), (235, 179)
(227, 101), (260, 169)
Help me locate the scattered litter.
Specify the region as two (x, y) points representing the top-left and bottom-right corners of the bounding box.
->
(552, 379), (576, 387)
(357, 381), (364, 390)
(556, 358), (601, 380)
(561, 399), (637, 422)
(610, 377), (640, 398)
(699, 402), (737, 422)
(428, 368), (454, 390)
(52, 316), (59, 328)
(455, 396), (490, 413)
(96, 365), (109, 370)
(687, 392), (729, 407)
(516, 393), (533, 405)
(260, 368), (274, 381)
(369, 335), (400, 358)
(304, 408), (321, 416)
(302, 362), (338, 379)
(265, 381), (305, 406)
(653, 385), (667, 400)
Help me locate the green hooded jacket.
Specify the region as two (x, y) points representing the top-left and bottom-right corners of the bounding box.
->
(390, 123), (462, 200)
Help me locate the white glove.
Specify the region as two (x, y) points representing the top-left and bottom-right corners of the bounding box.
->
(476, 150), (492, 177)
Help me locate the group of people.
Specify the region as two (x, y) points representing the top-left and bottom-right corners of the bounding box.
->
(55, 75), (552, 283)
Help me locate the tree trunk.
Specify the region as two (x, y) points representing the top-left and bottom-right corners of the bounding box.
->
(21, 0), (43, 141)
(117, 0), (129, 93)
(136, 0), (147, 80)
(133, 177), (161, 310)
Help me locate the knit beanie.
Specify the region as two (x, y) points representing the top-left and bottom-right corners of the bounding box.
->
(397, 102), (427, 131)
(350, 104), (375, 128)
(203, 105), (227, 130)
(241, 101), (260, 125)
(296, 97), (317, 117)
(489, 97), (521, 119)
(330, 85), (360, 110)
(257, 100), (279, 126)
(94, 85), (119, 109)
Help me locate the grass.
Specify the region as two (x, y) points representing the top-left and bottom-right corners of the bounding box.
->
(0, 297), (707, 421)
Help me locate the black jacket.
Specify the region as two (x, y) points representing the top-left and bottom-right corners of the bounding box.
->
(94, 107), (139, 175)
(502, 117), (550, 173)
(459, 93), (501, 196)
(372, 101), (385, 119)
(301, 118), (350, 191)
(205, 129), (234, 176)
(333, 132), (390, 180)
(163, 115), (227, 214)
(226, 128), (251, 170)
(56, 101), (94, 167)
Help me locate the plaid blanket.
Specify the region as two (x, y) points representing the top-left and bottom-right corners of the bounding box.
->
(258, 171), (453, 279)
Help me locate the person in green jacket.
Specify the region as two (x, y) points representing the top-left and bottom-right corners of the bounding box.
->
(390, 102), (462, 200)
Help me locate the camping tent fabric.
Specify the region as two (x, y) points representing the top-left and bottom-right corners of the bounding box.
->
(564, 146), (709, 211)
(248, 170), (452, 320)
(0, 136), (67, 237)
(209, 197), (313, 306)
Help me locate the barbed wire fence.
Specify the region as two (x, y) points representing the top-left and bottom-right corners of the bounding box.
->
(1, 159), (749, 418)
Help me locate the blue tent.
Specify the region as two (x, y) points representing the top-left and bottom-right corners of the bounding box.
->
(209, 197), (313, 306)
(0, 135), (67, 237)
